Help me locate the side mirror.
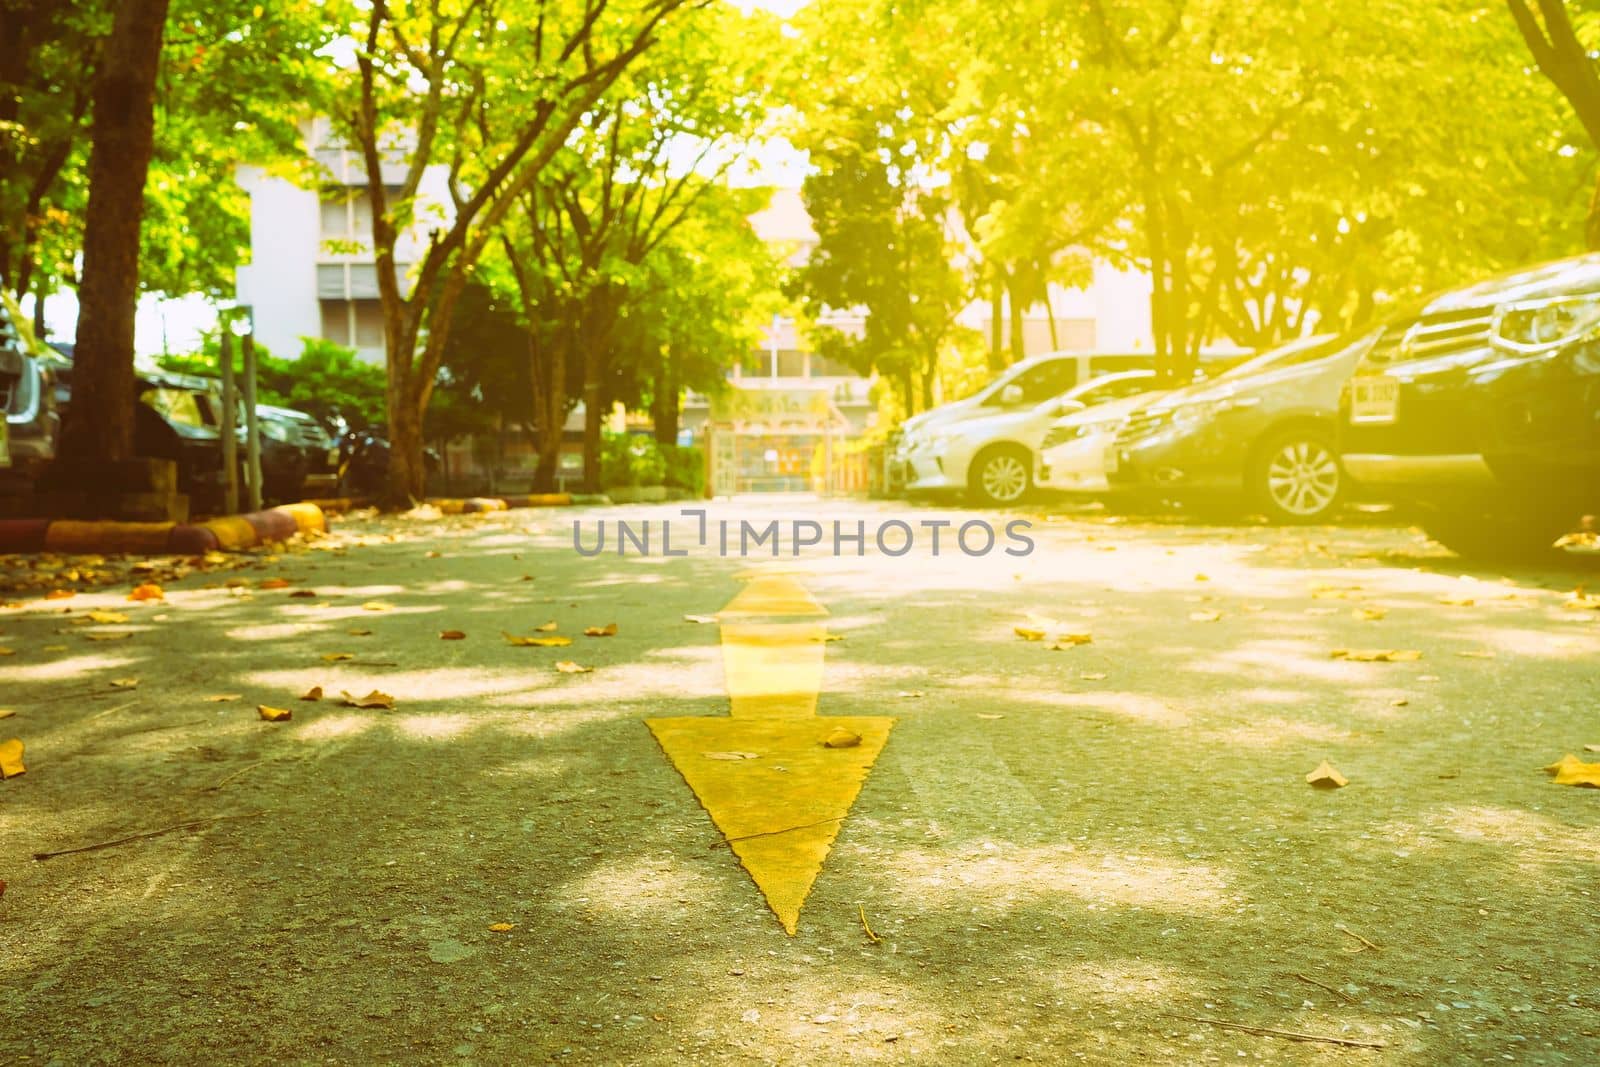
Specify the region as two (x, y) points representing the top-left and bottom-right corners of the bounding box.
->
(1054, 398), (1087, 417)
(999, 383), (1025, 406)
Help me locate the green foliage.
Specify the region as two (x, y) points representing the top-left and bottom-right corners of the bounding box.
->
(661, 444), (705, 494)
(157, 335), (386, 428)
(600, 432), (667, 488)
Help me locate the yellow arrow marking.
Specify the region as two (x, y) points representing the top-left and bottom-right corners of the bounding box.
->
(646, 572), (894, 935)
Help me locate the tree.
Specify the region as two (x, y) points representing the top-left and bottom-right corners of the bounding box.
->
(332, 0), (696, 506)
(60, 0), (171, 465)
(1507, 0), (1600, 247)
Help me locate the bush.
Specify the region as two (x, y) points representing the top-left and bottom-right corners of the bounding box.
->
(660, 444), (705, 494)
(601, 432), (667, 488)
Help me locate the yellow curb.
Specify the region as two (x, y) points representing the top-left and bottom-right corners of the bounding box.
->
(43, 521), (176, 554)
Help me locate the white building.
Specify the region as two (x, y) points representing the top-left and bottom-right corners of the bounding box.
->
(234, 119), (452, 364)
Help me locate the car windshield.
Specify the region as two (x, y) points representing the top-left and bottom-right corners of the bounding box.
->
(1214, 334), (1346, 381)
(980, 358), (1079, 405)
(141, 387), (212, 429)
(1064, 372), (1153, 407)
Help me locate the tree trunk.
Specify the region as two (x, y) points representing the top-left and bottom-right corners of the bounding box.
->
(531, 331), (566, 493)
(652, 356), (680, 446)
(60, 0), (169, 465)
(384, 374), (425, 506)
(581, 367), (604, 494)
(1008, 280), (1027, 362)
(988, 274), (1006, 371)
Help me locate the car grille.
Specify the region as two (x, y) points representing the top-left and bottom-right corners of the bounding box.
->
(1364, 307), (1494, 366)
(1116, 409), (1171, 447)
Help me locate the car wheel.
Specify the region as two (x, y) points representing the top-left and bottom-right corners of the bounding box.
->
(969, 445), (1032, 506)
(1250, 431), (1342, 523)
(1419, 505), (1575, 563)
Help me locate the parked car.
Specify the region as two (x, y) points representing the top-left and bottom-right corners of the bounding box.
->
(904, 368), (1159, 505)
(1339, 254), (1600, 560)
(1106, 331), (1380, 522)
(0, 292), (62, 487)
(1036, 388), (1168, 496)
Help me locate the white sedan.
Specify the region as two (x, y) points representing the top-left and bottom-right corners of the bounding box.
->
(1036, 391), (1166, 494)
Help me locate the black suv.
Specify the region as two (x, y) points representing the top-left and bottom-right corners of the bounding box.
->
(1339, 255), (1600, 559)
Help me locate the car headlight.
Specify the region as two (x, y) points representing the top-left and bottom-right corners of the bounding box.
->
(1492, 295), (1600, 353)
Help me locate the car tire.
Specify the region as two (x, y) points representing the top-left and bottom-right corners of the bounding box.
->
(1248, 429), (1343, 523)
(968, 444), (1033, 506)
(1419, 505), (1575, 563)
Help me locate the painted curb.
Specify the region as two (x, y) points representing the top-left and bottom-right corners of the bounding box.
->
(303, 494), (575, 514)
(0, 503), (327, 556)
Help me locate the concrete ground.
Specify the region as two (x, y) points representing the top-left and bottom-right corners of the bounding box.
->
(1, 497), (1597, 1064)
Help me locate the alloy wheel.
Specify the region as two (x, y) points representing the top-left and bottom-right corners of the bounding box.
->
(979, 453), (1029, 504)
(1265, 440), (1340, 518)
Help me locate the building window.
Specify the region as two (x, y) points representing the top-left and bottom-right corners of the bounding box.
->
(318, 187), (400, 242)
(776, 349), (806, 377)
(810, 352), (855, 377)
(319, 298), (386, 351)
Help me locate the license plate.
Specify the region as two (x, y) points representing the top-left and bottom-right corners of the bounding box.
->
(0, 421), (9, 468)
(1349, 377), (1399, 424)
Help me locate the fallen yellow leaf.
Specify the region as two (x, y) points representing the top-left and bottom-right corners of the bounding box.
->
(703, 751), (760, 760)
(0, 737), (24, 777)
(1014, 626), (1046, 641)
(109, 678), (140, 690)
(1437, 596), (1476, 607)
(0, 709), (13, 720)
(583, 622), (618, 637)
(502, 632), (572, 647)
(1543, 753), (1600, 787)
(1390, 697), (1410, 707)
(321, 652), (354, 662)
(340, 689), (395, 710)
(1331, 649), (1422, 663)
(1188, 610), (1222, 623)
(1194, 573), (1210, 582)
(1079, 672), (1108, 681)
(1455, 650), (1496, 659)
(299, 686), (323, 702)
(348, 628), (373, 636)
(259, 578), (290, 590)
(1049, 632), (1094, 649)
(87, 610), (130, 624)
(361, 601), (393, 612)
(488, 922), (516, 932)
(289, 589), (318, 599)
(1306, 760), (1348, 789)
(83, 631), (133, 642)
(257, 704), (292, 722)
(0, 648), (13, 657)
(206, 694), (242, 703)
(823, 728), (862, 749)
(1561, 595), (1600, 611)
(439, 630), (466, 640)
(128, 584), (163, 601)
(534, 621), (559, 632)
(554, 661), (592, 674)
(1354, 607), (1387, 621)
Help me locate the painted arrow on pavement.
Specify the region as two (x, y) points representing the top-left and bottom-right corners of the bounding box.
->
(647, 572), (894, 935)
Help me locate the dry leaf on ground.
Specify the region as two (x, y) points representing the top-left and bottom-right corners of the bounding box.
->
(0, 648), (15, 657)
(0, 709), (13, 720)
(1455, 650), (1496, 659)
(206, 694), (241, 703)
(1354, 607), (1387, 621)
(823, 728), (862, 749)
(439, 630), (466, 640)
(488, 923), (515, 932)
(976, 713), (1004, 720)
(340, 689), (396, 710)
(87, 610), (129, 624)
(1390, 697), (1410, 707)
(1332, 648), (1422, 662)
(1079, 671), (1108, 681)
(1543, 754), (1600, 787)
(896, 690), (925, 698)
(1561, 594), (1600, 611)
(321, 652), (354, 662)
(1306, 760), (1348, 789)
(259, 579), (290, 590)
(109, 678), (139, 690)
(361, 601), (393, 612)
(299, 686), (323, 702)
(584, 623), (618, 637)
(502, 632), (572, 647)
(1437, 596), (1476, 606)
(128, 584), (163, 601)
(554, 661), (592, 674)
(83, 631), (133, 642)
(289, 589), (318, 599)
(684, 614), (718, 624)
(534, 621), (559, 632)
(1189, 611), (1223, 623)
(1014, 626), (1046, 641)
(45, 589), (75, 600)
(348, 628), (373, 636)
(257, 705), (292, 722)
(0, 738), (24, 777)
(704, 751), (760, 761)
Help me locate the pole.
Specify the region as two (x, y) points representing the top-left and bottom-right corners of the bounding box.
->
(218, 324), (238, 515)
(241, 324), (262, 513)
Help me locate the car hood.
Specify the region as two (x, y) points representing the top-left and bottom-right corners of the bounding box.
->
(1049, 390), (1165, 429)
(1423, 253), (1600, 313)
(1149, 349), (1362, 412)
(901, 395), (985, 437)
